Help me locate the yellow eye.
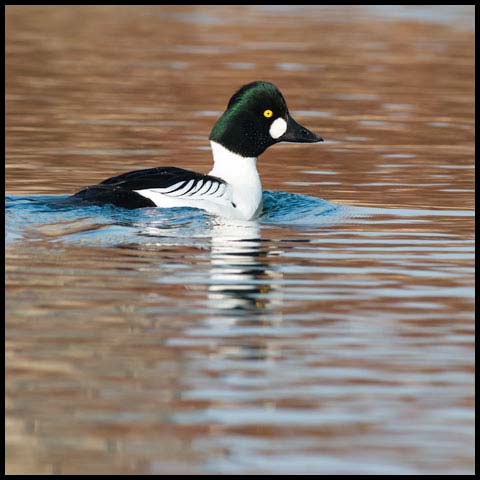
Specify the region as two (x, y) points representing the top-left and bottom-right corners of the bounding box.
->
(263, 109), (273, 118)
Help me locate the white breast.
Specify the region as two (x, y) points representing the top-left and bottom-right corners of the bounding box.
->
(134, 142), (263, 220)
(208, 141), (263, 220)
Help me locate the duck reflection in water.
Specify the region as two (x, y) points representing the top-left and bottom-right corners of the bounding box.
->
(141, 214), (284, 361)
(204, 218), (284, 361)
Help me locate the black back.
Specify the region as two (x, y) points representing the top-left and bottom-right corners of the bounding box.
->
(70, 166), (225, 210)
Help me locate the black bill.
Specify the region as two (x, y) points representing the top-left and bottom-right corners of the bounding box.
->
(281, 115), (324, 143)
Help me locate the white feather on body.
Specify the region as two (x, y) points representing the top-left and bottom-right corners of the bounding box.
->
(133, 141), (263, 220)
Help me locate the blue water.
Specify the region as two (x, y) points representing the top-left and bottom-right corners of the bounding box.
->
(5, 191), (361, 246)
(7, 191), (474, 250)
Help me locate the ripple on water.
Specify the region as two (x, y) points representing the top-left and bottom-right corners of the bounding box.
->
(5, 191), (347, 246)
(6, 191), (474, 247)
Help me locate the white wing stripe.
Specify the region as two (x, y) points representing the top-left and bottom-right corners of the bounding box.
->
(161, 181), (186, 194)
(209, 182), (221, 196)
(213, 183), (226, 197)
(196, 180), (212, 195)
(166, 179), (195, 196)
(185, 179), (203, 196)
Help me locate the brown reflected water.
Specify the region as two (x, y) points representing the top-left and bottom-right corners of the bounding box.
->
(5, 5), (474, 475)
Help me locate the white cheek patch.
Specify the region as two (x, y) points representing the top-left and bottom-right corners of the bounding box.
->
(269, 117), (287, 139)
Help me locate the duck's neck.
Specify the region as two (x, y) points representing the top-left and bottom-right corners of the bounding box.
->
(208, 141), (258, 181)
(208, 141), (263, 219)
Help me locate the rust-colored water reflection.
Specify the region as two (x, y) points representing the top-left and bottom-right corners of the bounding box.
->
(6, 5), (474, 475)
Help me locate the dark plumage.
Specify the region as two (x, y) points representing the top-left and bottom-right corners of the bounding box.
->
(72, 167), (226, 210)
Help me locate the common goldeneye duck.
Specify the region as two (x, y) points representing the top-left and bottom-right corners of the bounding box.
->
(71, 81), (324, 220)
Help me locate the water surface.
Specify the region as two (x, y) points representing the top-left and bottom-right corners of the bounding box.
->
(5, 5), (474, 475)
